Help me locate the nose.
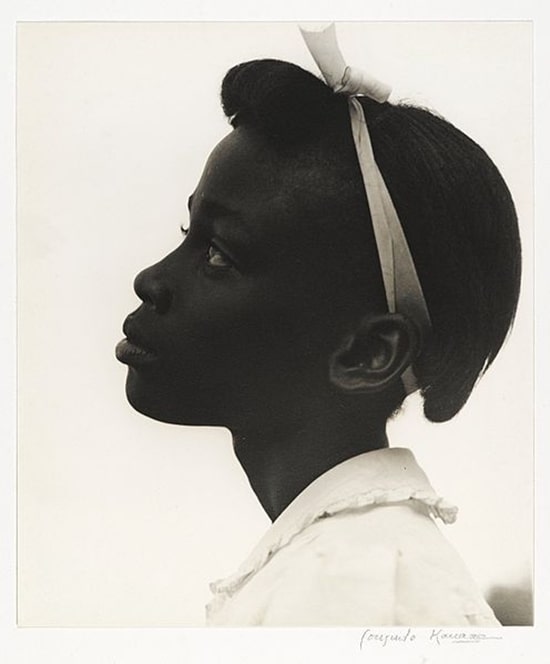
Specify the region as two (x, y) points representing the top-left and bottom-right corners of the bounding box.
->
(133, 263), (172, 314)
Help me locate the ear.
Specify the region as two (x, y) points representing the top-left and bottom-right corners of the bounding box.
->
(329, 314), (421, 393)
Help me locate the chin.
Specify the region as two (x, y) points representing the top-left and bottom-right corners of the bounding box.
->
(124, 368), (223, 427)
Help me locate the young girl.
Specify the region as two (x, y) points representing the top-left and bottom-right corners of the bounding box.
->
(116, 25), (521, 626)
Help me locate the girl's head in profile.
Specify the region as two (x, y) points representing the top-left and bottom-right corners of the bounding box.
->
(115, 32), (523, 627)
(116, 58), (521, 443)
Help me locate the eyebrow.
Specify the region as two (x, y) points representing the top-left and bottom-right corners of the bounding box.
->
(187, 193), (255, 245)
(188, 193), (243, 219)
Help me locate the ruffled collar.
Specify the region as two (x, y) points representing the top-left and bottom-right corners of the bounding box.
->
(208, 447), (457, 603)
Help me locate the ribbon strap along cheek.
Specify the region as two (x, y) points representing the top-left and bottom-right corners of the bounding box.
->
(300, 23), (432, 395)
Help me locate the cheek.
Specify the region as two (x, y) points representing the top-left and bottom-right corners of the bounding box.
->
(165, 278), (336, 385)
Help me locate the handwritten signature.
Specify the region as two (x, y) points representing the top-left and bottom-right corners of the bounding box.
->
(359, 627), (503, 650)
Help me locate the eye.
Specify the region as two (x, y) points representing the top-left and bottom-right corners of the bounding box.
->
(180, 224), (189, 238)
(206, 243), (233, 268)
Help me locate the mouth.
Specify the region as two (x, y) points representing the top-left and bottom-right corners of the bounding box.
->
(115, 317), (158, 367)
(115, 338), (157, 366)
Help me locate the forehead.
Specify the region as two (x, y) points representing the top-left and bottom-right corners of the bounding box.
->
(192, 127), (350, 242)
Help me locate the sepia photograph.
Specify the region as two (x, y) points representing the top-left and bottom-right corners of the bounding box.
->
(16, 19), (533, 636)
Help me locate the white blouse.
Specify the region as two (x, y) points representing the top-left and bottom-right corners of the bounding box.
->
(206, 447), (500, 627)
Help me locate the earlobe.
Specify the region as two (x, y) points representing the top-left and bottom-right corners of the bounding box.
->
(329, 314), (420, 393)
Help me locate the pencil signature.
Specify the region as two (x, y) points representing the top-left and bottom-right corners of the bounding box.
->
(359, 627), (503, 650)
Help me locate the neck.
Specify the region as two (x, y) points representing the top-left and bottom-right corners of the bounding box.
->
(231, 412), (388, 521)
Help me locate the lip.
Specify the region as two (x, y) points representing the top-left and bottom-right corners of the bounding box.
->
(116, 317), (158, 367)
(115, 338), (157, 366)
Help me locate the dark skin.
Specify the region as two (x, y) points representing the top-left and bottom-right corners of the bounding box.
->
(116, 127), (419, 521)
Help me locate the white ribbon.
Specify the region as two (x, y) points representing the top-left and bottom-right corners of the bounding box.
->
(300, 23), (431, 395)
(300, 23), (391, 102)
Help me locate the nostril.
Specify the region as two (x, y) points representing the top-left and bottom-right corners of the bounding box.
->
(152, 284), (172, 314)
(133, 268), (172, 314)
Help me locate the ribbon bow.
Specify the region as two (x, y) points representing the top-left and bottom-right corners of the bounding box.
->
(300, 23), (391, 102)
(300, 24), (431, 395)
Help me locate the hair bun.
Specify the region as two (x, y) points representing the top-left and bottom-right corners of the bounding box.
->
(222, 59), (342, 141)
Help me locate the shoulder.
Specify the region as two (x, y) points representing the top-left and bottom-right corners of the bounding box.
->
(254, 503), (499, 626)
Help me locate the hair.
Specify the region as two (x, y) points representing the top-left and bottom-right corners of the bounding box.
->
(220, 59), (522, 423)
